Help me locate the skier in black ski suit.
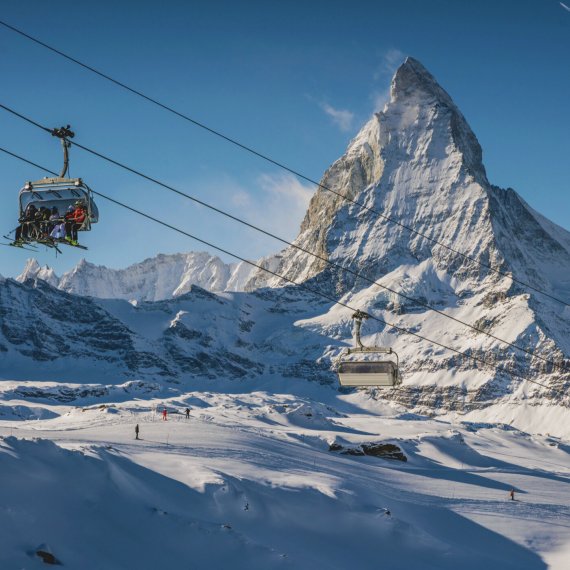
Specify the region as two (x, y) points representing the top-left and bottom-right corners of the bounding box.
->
(135, 424), (140, 440)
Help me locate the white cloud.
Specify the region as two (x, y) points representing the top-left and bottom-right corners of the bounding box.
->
(319, 102), (355, 132)
(207, 172), (314, 251)
(369, 48), (406, 112)
(561, 2), (570, 12)
(254, 173), (314, 237)
(370, 87), (391, 113)
(258, 172), (313, 204)
(375, 48), (406, 79)
(230, 189), (252, 207)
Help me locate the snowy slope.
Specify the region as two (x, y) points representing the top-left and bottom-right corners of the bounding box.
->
(1, 386), (570, 569)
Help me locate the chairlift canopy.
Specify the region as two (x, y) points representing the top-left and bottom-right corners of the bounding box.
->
(338, 360), (398, 387)
(19, 177), (99, 227)
(336, 310), (401, 388)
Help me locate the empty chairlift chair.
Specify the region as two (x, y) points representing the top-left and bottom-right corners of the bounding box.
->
(337, 310), (401, 387)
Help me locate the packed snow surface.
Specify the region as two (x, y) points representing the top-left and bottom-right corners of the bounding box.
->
(1, 383), (570, 569)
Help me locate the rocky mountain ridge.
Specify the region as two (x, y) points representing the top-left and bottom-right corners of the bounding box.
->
(0, 276), (332, 386)
(16, 252), (258, 301)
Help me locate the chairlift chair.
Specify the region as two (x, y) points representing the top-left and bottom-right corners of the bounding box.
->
(19, 177), (99, 230)
(337, 310), (401, 387)
(8, 125), (98, 251)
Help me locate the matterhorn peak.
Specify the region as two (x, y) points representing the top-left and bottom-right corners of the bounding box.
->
(382, 57), (487, 180)
(246, 56), (564, 300)
(390, 57), (455, 108)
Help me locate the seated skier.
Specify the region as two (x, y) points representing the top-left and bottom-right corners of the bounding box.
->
(37, 206), (51, 238)
(14, 203), (37, 243)
(64, 201), (86, 246)
(49, 207), (65, 241)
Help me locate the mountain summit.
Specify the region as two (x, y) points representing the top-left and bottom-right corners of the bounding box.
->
(248, 57), (569, 304)
(391, 57), (486, 177)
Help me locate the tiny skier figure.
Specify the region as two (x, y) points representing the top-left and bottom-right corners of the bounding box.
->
(509, 488), (515, 501)
(185, 408), (190, 419)
(162, 408), (168, 421)
(135, 424), (140, 440)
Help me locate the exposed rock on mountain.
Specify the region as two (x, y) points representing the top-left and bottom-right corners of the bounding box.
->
(0, 277), (332, 385)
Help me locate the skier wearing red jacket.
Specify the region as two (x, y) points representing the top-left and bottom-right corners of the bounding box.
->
(65, 201), (86, 246)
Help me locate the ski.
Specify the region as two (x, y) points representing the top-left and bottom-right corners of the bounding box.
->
(0, 242), (38, 252)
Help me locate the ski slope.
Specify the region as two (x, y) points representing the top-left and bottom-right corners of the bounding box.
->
(1, 383), (569, 569)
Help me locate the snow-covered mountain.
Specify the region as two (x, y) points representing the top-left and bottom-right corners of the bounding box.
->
(0, 276), (333, 385)
(17, 253), (258, 301)
(241, 57), (570, 401)
(3, 57), (570, 418)
(249, 57), (570, 298)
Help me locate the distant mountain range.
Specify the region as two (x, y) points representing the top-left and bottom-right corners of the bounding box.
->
(16, 253), (258, 301)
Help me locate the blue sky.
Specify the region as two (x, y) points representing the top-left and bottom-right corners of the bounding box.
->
(0, 0), (568, 278)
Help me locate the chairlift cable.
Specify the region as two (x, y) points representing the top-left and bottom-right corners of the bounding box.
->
(0, 19), (567, 308)
(0, 145), (567, 399)
(0, 101), (566, 374)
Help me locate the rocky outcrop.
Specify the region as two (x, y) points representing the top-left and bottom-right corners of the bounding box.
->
(329, 441), (407, 461)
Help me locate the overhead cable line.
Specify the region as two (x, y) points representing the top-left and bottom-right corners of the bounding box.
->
(0, 18), (567, 308)
(0, 145), (566, 398)
(0, 101), (565, 375)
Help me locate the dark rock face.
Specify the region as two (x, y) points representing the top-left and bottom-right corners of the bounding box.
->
(329, 441), (407, 462)
(0, 279), (137, 366)
(35, 548), (61, 565)
(360, 443), (407, 461)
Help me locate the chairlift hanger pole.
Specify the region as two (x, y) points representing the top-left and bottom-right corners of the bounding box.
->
(50, 125), (74, 178)
(349, 310), (394, 354)
(352, 310), (368, 350)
